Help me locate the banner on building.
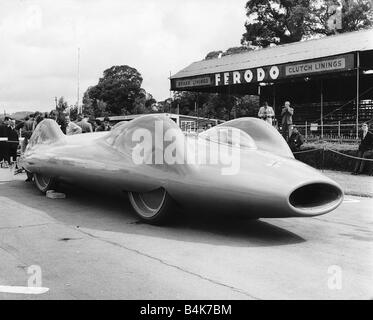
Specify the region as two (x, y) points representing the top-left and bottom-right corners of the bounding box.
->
(171, 54), (355, 90)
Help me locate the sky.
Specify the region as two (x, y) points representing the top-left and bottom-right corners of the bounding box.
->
(0, 0), (246, 113)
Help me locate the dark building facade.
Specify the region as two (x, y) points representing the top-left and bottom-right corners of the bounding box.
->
(170, 29), (373, 138)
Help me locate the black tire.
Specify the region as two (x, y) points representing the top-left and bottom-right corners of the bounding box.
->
(33, 173), (56, 194)
(128, 188), (175, 225)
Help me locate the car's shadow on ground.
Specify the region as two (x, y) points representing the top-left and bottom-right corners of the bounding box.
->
(2, 178), (306, 247)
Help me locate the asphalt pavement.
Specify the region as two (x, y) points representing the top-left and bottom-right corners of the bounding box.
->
(0, 169), (372, 299)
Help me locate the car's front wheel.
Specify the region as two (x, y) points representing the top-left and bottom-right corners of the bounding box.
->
(128, 188), (175, 224)
(33, 173), (56, 193)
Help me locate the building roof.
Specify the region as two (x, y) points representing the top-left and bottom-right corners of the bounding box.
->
(171, 28), (373, 79)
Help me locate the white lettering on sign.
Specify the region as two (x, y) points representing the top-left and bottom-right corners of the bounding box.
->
(269, 66), (280, 79)
(257, 68), (265, 81)
(233, 71), (241, 84)
(286, 58), (345, 76)
(176, 77), (212, 88)
(213, 66), (279, 87)
(215, 74), (221, 86)
(224, 72), (229, 85)
(244, 70), (253, 83)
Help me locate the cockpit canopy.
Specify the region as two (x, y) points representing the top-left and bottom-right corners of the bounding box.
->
(208, 117), (293, 158)
(199, 126), (257, 150)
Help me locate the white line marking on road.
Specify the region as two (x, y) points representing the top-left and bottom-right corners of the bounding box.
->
(343, 198), (360, 203)
(0, 286), (49, 294)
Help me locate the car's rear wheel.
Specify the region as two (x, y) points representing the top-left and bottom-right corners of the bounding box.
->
(33, 173), (56, 193)
(128, 188), (175, 224)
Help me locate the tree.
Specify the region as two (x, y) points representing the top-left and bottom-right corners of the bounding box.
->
(340, 0), (373, 32)
(204, 46), (253, 60)
(222, 46), (253, 56)
(172, 92), (258, 121)
(56, 96), (68, 113)
(172, 91), (212, 116)
(81, 87), (95, 117)
(241, 0), (373, 48)
(69, 105), (79, 121)
(83, 65), (151, 116)
(230, 95), (260, 118)
(205, 50), (223, 60)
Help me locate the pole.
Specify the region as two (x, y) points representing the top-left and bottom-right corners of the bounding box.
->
(169, 71), (172, 114)
(356, 51), (360, 139)
(320, 79), (324, 140)
(195, 98), (199, 132)
(305, 121), (308, 141)
(55, 97), (58, 109)
(77, 47), (80, 114)
(273, 84), (276, 124)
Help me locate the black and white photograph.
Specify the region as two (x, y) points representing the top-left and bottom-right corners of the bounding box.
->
(0, 0), (372, 307)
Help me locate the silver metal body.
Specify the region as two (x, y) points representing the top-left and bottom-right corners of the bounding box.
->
(20, 115), (343, 218)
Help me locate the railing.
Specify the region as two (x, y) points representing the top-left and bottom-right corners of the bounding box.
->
(295, 122), (361, 143)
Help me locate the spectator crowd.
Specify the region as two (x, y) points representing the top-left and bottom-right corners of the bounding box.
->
(0, 111), (112, 169)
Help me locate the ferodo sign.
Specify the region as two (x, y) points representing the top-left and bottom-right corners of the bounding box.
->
(172, 54), (354, 90)
(214, 65), (280, 86)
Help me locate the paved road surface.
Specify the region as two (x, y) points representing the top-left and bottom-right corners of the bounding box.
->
(0, 171), (372, 299)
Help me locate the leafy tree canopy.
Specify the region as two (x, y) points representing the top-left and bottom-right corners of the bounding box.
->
(241, 0), (373, 48)
(82, 65), (155, 117)
(171, 91), (260, 121)
(204, 46), (253, 60)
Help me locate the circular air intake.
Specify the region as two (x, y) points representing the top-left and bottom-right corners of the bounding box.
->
(289, 183), (343, 212)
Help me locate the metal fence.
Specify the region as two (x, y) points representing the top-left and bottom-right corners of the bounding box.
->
(295, 122), (361, 143)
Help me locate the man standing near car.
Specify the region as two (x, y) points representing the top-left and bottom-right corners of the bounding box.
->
(281, 101), (294, 141)
(0, 117), (10, 166)
(288, 125), (304, 152)
(65, 114), (82, 135)
(76, 114), (93, 133)
(258, 101), (275, 126)
(352, 123), (373, 175)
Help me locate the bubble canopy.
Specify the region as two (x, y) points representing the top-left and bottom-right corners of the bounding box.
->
(199, 126), (257, 150)
(214, 117), (293, 158)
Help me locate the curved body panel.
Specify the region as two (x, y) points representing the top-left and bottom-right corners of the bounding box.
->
(20, 115), (343, 218)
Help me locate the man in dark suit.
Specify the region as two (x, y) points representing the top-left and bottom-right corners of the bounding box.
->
(7, 119), (19, 164)
(0, 117), (11, 167)
(352, 123), (373, 175)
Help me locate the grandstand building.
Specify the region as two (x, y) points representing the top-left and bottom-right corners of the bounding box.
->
(170, 29), (373, 139)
